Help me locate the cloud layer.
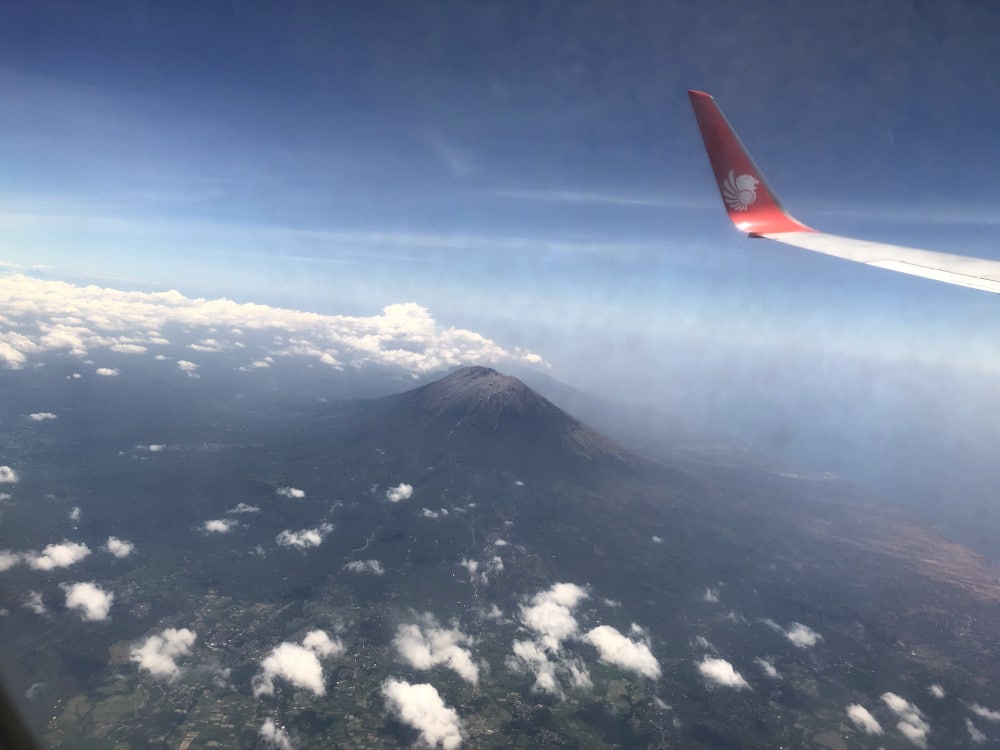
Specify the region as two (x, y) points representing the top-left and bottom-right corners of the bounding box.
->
(0, 274), (543, 374)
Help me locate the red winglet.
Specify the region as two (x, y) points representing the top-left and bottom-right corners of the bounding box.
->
(688, 90), (813, 235)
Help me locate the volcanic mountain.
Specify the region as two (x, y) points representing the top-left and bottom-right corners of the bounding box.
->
(5, 363), (1000, 749)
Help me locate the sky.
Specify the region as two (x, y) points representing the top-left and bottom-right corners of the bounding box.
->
(3, 1), (1000, 541)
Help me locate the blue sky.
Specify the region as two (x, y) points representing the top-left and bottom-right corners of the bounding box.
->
(3, 1), (1000, 404)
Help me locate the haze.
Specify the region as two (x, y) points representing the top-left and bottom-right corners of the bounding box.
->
(3, 0), (1000, 561)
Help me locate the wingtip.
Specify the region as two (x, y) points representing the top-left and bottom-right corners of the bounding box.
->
(687, 89), (714, 100)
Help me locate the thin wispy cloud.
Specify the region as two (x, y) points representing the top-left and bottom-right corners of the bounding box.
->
(496, 187), (711, 210)
(259, 719), (294, 750)
(276, 523), (333, 549)
(344, 559), (385, 575)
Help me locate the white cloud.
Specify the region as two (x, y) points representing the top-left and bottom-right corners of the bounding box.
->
(253, 630), (341, 698)
(176, 360), (198, 372)
(26, 541), (91, 570)
(966, 718), (988, 743)
(509, 639), (561, 696)
(95, 367), (119, 376)
(846, 704), (883, 735)
(583, 625), (660, 679)
(0, 551), (20, 571)
(0, 275), (543, 374)
(104, 536), (135, 558)
(202, 519), (235, 534)
(784, 622), (822, 648)
(519, 582), (588, 652)
(0, 466), (18, 483)
(386, 483), (413, 503)
(393, 614), (479, 685)
(421, 508), (440, 519)
(344, 559), (385, 575)
(130, 628), (197, 680)
(928, 684), (945, 699)
(147, 444), (165, 452)
(651, 535), (662, 543)
(23, 591), (46, 615)
(68, 506), (81, 522)
(753, 657), (779, 679)
(276, 486), (305, 499)
(970, 703), (1000, 722)
(493, 539), (508, 547)
(259, 719), (294, 750)
(697, 657), (750, 690)
(227, 502), (260, 514)
(382, 679), (462, 750)
(111, 343), (147, 354)
(276, 523), (333, 549)
(62, 581), (113, 621)
(703, 587), (719, 603)
(27, 412), (57, 421)
(881, 692), (930, 748)
(302, 629), (344, 658)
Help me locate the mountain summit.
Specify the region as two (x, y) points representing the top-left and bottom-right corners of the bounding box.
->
(352, 365), (632, 478)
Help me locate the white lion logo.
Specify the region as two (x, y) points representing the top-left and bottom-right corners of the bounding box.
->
(721, 170), (758, 211)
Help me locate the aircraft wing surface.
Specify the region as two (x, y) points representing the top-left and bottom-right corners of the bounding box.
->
(687, 89), (1000, 295)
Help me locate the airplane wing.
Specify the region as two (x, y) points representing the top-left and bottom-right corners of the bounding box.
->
(687, 89), (1000, 295)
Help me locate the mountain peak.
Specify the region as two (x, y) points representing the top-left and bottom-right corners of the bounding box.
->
(361, 365), (632, 478)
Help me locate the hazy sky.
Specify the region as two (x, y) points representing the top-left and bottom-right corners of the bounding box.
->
(3, 1), (1000, 491)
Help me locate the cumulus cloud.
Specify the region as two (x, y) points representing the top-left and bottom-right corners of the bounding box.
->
(382, 679), (462, 750)
(583, 625), (660, 679)
(519, 582), (588, 652)
(0, 466), (18, 483)
(276, 523), (333, 549)
(176, 360), (198, 372)
(928, 683), (945, 699)
(421, 508), (442, 519)
(703, 587), (719, 603)
(227, 502), (261, 514)
(26, 541), (91, 570)
(394, 614), (479, 685)
(253, 630), (342, 697)
(970, 703), (1000, 722)
(104, 536), (135, 558)
(276, 487), (305, 499)
(0, 551), (20, 571)
(23, 591), (46, 615)
(68, 506), (81, 522)
(95, 367), (119, 376)
(846, 704), (883, 735)
(881, 692), (930, 748)
(202, 519), (236, 534)
(651, 535), (662, 543)
(344, 559), (384, 575)
(130, 628), (197, 680)
(147, 444), (165, 452)
(27, 412), (57, 421)
(966, 718), (987, 743)
(509, 639), (562, 696)
(259, 719), (294, 750)
(62, 582), (113, 621)
(493, 539), (508, 547)
(753, 657), (779, 679)
(784, 622), (822, 648)
(0, 275), (543, 374)
(386, 483), (413, 503)
(698, 657), (750, 690)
